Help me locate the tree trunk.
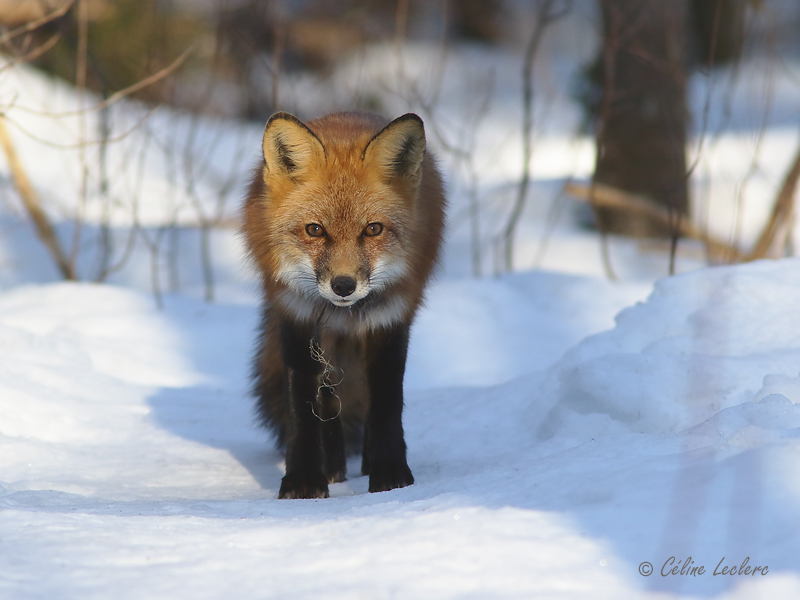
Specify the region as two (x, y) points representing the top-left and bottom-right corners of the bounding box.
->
(593, 0), (689, 237)
(690, 0), (745, 66)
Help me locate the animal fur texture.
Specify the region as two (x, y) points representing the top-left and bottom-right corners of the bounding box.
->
(241, 111), (446, 499)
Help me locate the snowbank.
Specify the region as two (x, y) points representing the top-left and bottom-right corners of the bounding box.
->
(537, 258), (800, 440)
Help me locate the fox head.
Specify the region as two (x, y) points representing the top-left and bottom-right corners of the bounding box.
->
(258, 112), (427, 314)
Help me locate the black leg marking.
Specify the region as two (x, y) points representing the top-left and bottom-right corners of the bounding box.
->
(277, 318), (329, 499)
(364, 325), (414, 493)
(319, 387), (347, 484)
(361, 421), (370, 476)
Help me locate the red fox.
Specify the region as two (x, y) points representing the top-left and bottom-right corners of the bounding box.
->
(242, 111), (446, 499)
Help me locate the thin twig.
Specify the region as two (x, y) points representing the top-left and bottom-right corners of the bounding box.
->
(591, 1), (619, 280)
(3, 103), (159, 149)
(0, 33), (62, 74)
(502, 0), (570, 272)
(70, 0), (90, 277)
(0, 0), (75, 46)
(8, 45), (194, 119)
(675, 0), (725, 274)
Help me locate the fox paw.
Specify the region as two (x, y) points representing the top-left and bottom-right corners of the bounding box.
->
(324, 454), (347, 484)
(368, 460), (414, 493)
(279, 471), (330, 499)
(326, 469), (347, 484)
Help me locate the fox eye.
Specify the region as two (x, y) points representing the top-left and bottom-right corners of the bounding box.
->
(305, 223), (325, 237)
(363, 222), (383, 237)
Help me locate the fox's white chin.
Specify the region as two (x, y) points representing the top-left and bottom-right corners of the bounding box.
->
(329, 297), (358, 308)
(318, 284), (370, 307)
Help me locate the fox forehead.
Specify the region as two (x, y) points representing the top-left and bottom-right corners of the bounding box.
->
(269, 170), (410, 234)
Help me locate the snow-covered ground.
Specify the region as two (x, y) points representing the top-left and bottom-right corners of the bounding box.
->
(4, 256), (800, 599)
(3, 15), (800, 598)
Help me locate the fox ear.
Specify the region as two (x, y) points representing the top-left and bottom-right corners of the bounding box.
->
(262, 112), (326, 177)
(363, 113), (426, 190)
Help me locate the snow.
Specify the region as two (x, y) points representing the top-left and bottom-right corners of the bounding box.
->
(3, 261), (800, 598)
(3, 17), (800, 600)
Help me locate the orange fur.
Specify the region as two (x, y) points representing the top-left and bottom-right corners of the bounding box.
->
(242, 111), (445, 334)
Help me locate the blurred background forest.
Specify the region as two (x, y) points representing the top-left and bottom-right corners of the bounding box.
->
(1, 0), (800, 300)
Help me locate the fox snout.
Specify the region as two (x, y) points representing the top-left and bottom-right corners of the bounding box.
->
(330, 276), (357, 298)
(318, 272), (370, 307)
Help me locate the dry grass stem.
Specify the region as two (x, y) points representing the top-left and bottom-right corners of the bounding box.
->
(0, 115), (76, 279)
(565, 180), (745, 262)
(746, 131), (800, 261)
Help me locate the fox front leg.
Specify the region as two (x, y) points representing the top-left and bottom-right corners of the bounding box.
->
(364, 325), (414, 493)
(277, 319), (329, 499)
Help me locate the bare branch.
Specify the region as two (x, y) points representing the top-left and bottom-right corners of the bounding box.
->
(69, 0), (91, 279)
(0, 33), (61, 74)
(0, 0), (75, 46)
(9, 44), (195, 119)
(2, 101), (160, 150)
(502, 0), (571, 272)
(96, 46), (195, 112)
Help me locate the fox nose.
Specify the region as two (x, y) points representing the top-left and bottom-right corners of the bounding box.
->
(331, 276), (357, 298)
